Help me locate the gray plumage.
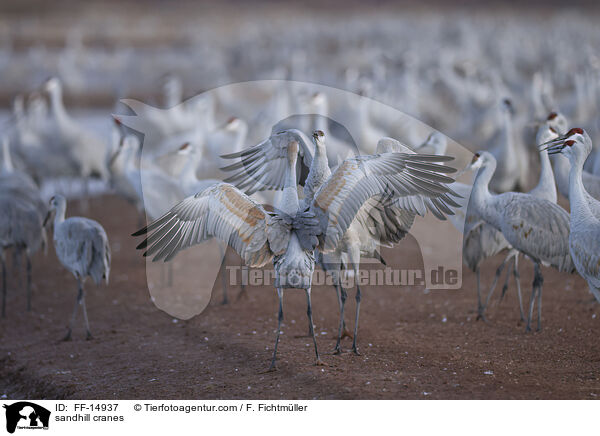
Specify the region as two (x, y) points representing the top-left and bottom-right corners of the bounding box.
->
(47, 195), (111, 340)
(552, 153), (600, 201)
(544, 128), (600, 303)
(221, 128), (314, 195)
(416, 137), (513, 320)
(135, 131), (459, 369)
(0, 136), (46, 316)
(470, 151), (574, 332)
(481, 121), (560, 319)
(0, 196), (45, 317)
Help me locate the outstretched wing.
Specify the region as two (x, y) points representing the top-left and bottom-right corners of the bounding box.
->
(220, 129), (314, 194)
(132, 183), (273, 267)
(311, 153), (459, 252)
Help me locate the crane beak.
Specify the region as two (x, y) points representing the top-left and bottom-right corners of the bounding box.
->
(108, 138), (125, 167)
(453, 163), (473, 178)
(108, 149), (121, 167)
(43, 211), (51, 227)
(539, 132), (569, 154)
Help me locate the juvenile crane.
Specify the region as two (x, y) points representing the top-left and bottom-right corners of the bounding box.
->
(45, 195), (111, 340)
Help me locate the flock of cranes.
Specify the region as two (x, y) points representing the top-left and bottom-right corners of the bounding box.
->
(1, 55), (600, 369)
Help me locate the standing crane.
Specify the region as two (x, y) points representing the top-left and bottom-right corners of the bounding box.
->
(544, 128), (600, 303)
(45, 195), (111, 340)
(468, 151), (574, 331)
(134, 131), (458, 370)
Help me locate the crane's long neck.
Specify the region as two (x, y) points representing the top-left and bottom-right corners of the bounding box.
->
(1, 138), (13, 173)
(471, 161), (498, 227)
(49, 86), (71, 128)
(278, 150), (299, 216)
(303, 140), (330, 201)
(534, 148), (557, 203)
(568, 155), (595, 227)
(550, 154), (571, 198)
(53, 202), (67, 226)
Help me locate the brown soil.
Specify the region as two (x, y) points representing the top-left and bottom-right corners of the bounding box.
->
(1, 195), (599, 399)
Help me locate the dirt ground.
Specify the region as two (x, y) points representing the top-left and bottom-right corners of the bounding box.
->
(1, 195), (599, 400)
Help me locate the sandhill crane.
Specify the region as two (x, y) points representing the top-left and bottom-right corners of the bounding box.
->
(42, 77), (110, 203)
(0, 136), (46, 315)
(0, 196), (45, 317)
(225, 129), (457, 354)
(544, 128), (600, 303)
(224, 131), (458, 353)
(134, 131), (458, 370)
(0, 136), (46, 216)
(469, 151), (574, 331)
(45, 195), (111, 340)
(482, 121), (560, 317)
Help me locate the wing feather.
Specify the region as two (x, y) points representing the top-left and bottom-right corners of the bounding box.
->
(133, 183), (274, 267)
(221, 129), (314, 194)
(312, 152), (458, 251)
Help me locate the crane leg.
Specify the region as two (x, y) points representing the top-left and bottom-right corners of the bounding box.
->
(219, 246), (228, 305)
(13, 249), (21, 290)
(525, 262), (542, 333)
(26, 253), (32, 312)
(484, 253), (512, 312)
(333, 279), (348, 355)
(351, 283), (362, 355)
(266, 287), (284, 372)
(306, 288), (325, 366)
(512, 255), (525, 321)
(535, 263), (543, 332)
(63, 280), (83, 341)
(498, 255), (515, 303)
(475, 267), (487, 322)
(80, 280), (93, 340)
(336, 280), (352, 340)
(1, 256), (6, 318)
